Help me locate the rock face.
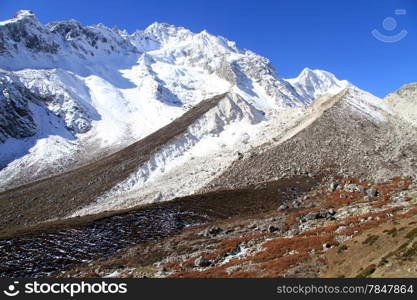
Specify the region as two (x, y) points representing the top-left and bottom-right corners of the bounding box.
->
(0, 10), (138, 69)
(0, 73), (36, 143)
(0, 11), (59, 57)
(0, 69), (97, 141)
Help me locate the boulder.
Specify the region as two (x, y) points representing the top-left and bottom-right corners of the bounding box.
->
(344, 184), (365, 194)
(329, 182), (338, 192)
(194, 256), (211, 267)
(328, 208), (337, 216)
(322, 243), (332, 251)
(277, 204), (289, 211)
(301, 209), (334, 222)
(366, 188), (378, 198)
(301, 212), (319, 222)
(268, 225), (279, 233)
(204, 226), (223, 237)
(318, 209), (329, 218)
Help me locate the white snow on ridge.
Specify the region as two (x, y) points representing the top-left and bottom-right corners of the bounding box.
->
(343, 87), (392, 121)
(0, 10), (34, 26)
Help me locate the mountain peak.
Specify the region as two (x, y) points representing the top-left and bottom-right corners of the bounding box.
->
(143, 21), (188, 35)
(14, 10), (36, 19)
(146, 21), (175, 29)
(0, 10), (38, 26)
(299, 67), (314, 75)
(286, 68), (352, 102)
(298, 68), (337, 81)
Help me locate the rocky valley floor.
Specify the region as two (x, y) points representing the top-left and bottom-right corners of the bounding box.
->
(2, 174), (417, 278)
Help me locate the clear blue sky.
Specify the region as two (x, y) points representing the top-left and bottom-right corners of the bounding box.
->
(1, 0), (416, 97)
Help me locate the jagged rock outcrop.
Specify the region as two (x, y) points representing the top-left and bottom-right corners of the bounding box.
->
(0, 73), (36, 143)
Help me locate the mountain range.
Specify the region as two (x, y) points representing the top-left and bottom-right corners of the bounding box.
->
(0, 10), (351, 193)
(0, 10), (416, 278)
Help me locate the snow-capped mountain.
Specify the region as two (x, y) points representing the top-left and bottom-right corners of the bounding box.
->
(0, 10), (352, 191)
(285, 68), (352, 102)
